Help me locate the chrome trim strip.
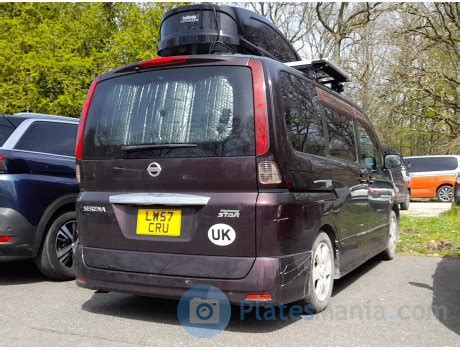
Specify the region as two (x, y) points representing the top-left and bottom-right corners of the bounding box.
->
(0, 149), (75, 159)
(109, 193), (210, 206)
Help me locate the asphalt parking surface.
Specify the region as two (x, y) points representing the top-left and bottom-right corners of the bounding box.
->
(0, 255), (458, 346)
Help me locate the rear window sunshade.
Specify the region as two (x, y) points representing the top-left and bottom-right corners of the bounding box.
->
(84, 66), (255, 159)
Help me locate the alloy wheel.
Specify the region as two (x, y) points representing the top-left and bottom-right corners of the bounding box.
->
(55, 220), (78, 270)
(438, 186), (453, 202)
(312, 242), (332, 302)
(388, 213), (398, 255)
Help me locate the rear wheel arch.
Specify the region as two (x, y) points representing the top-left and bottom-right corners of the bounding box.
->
(436, 183), (453, 192)
(33, 194), (77, 253)
(319, 224), (340, 277)
(392, 203), (400, 219)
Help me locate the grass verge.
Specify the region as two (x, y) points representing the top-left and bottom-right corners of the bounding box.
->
(398, 206), (460, 257)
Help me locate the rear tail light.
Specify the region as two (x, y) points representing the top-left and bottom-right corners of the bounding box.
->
(248, 59), (269, 156)
(75, 76), (100, 161)
(138, 55), (188, 68)
(258, 161), (281, 184)
(245, 293), (272, 302)
(456, 176), (460, 185)
(0, 156), (7, 173)
(0, 236), (13, 243)
(75, 276), (86, 284)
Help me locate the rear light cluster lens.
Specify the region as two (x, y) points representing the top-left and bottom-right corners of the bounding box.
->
(0, 236), (13, 243)
(75, 276), (86, 284)
(75, 76), (100, 161)
(258, 161), (281, 184)
(245, 293), (272, 301)
(138, 55), (188, 68)
(248, 59), (269, 156)
(0, 155), (7, 173)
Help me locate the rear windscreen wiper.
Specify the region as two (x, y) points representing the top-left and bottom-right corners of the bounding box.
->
(121, 143), (198, 152)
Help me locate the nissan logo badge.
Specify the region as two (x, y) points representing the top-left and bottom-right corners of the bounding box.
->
(147, 162), (162, 177)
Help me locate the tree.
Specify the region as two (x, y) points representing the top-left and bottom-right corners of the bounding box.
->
(0, 2), (180, 117)
(377, 3), (459, 154)
(235, 2), (459, 155)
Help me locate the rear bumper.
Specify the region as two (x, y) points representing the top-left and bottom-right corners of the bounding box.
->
(74, 245), (311, 305)
(0, 208), (36, 257)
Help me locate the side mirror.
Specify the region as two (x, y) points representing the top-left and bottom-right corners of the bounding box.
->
(384, 154), (401, 168)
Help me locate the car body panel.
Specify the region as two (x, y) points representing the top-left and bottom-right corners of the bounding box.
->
(409, 174), (456, 198)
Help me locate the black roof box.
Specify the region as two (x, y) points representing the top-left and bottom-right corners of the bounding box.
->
(158, 4), (300, 63)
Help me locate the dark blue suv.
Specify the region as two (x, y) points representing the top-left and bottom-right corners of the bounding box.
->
(0, 113), (79, 280)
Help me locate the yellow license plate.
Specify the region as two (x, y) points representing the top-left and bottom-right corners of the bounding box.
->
(136, 209), (182, 236)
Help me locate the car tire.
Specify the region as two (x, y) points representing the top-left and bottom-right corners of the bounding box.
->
(400, 193), (410, 210)
(34, 211), (77, 280)
(381, 211), (399, 260)
(301, 232), (334, 314)
(436, 185), (453, 202)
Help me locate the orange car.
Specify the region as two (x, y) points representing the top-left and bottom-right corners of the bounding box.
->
(405, 155), (460, 202)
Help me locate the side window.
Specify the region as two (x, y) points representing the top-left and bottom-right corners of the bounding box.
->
(357, 121), (380, 171)
(406, 157), (458, 172)
(280, 72), (326, 156)
(324, 108), (356, 162)
(0, 125), (14, 146)
(14, 122), (78, 157)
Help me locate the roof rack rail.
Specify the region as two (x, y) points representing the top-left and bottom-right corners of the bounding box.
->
(286, 59), (349, 93)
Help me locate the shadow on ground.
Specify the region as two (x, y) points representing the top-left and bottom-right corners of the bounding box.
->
(0, 257), (45, 285)
(409, 257), (460, 335)
(81, 254), (384, 333)
(332, 255), (382, 297)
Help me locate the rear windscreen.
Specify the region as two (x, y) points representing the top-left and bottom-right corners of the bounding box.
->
(84, 66), (254, 159)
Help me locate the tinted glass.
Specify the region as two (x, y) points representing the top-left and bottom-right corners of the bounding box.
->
(85, 66), (254, 159)
(357, 120), (380, 171)
(325, 108), (356, 162)
(280, 72), (326, 156)
(0, 124), (14, 146)
(406, 157), (458, 172)
(15, 122), (77, 156)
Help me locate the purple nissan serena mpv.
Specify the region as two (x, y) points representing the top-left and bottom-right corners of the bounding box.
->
(73, 5), (399, 313)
